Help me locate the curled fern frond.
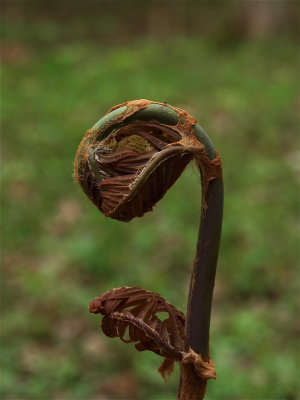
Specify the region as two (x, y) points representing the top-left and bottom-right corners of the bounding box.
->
(74, 100), (221, 222)
(75, 100), (223, 398)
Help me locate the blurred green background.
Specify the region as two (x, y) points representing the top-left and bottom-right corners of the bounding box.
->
(1, 1), (299, 399)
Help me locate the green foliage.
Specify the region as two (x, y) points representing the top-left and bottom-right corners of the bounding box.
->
(1, 10), (299, 400)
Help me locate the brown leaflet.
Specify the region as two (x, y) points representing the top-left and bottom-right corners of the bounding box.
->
(89, 287), (186, 380)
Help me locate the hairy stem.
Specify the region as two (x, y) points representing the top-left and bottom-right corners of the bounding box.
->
(178, 363), (207, 400)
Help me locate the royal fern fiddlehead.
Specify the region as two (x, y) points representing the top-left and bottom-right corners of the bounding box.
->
(74, 99), (223, 399)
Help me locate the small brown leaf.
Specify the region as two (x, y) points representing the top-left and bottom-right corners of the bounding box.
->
(89, 287), (187, 378)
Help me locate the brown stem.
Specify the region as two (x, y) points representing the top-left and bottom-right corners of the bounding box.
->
(186, 177), (223, 356)
(178, 174), (223, 398)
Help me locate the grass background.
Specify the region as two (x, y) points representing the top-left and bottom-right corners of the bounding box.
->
(1, 2), (299, 399)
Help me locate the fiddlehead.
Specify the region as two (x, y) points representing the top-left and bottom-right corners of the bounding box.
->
(74, 99), (223, 399)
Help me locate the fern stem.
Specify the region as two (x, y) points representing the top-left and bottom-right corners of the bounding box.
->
(186, 176), (223, 357)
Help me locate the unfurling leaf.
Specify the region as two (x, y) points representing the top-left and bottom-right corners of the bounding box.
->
(89, 286), (187, 379)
